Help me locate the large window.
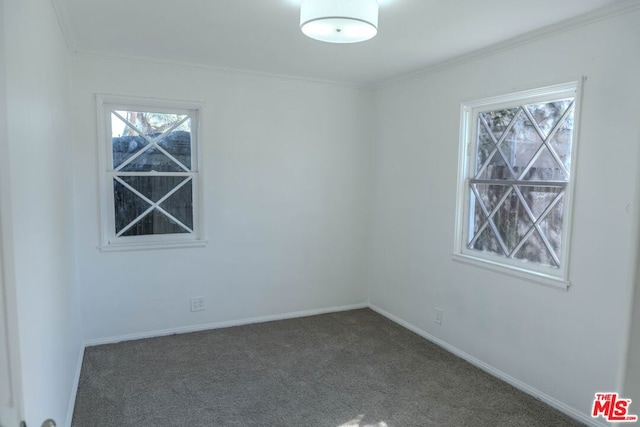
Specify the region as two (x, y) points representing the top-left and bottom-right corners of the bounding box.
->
(454, 82), (580, 288)
(97, 95), (205, 250)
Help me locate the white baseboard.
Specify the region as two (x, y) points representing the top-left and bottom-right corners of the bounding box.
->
(368, 303), (606, 427)
(84, 302), (368, 347)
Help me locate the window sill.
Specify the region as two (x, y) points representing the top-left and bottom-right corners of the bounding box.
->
(99, 239), (208, 252)
(451, 253), (570, 291)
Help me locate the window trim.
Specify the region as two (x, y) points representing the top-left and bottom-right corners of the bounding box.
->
(96, 94), (207, 252)
(452, 80), (583, 290)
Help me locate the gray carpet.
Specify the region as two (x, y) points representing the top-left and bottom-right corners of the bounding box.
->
(72, 309), (583, 426)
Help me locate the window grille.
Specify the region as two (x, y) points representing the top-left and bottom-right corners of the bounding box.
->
(454, 82), (580, 287)
(97, 96), (205, 250)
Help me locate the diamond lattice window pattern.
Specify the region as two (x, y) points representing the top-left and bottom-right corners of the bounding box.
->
(111, 110), (195, 238)
(468, 98), (575, 268)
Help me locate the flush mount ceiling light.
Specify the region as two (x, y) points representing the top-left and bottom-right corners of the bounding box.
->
(300, 0), (378, 44)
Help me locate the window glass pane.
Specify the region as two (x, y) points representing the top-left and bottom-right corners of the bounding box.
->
(462, 86), (576, 277)
(501, 113), (543, 177)
(470, 226), (502, 255)
(479, 107), (518, 140)
(493, 190), (534, 254)
(513, 230), (556, 267)
(120, 176), (188, 202)
(159, 181), (193, 229)
(549, 108), (574, 173)
(518, 186), (562, 220)
(521, 148), (567, 181)
(472, 183), (509, 213)
(113, 180), (151, 234)
(120, 146), (185, 172)
(112, 111), (192, 171)
(112, 133), (149, 170)
(469, 184), (565, 262)
(471, 186), (535, 256)
(538, 200), (564, 260)
(121, 209), (189, 236)
(113, 111), (190, 137)
(157, 129), (192, 170)
(470, 194), (485, 236)
(476, 122), (493, 174)
(103, 101), (200, 247)
(475, 129), (511, 180)
(525, 99), (573, 138)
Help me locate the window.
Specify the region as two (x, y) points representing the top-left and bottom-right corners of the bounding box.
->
(97, 95), (205, 251)
(454, 82), (580, 288)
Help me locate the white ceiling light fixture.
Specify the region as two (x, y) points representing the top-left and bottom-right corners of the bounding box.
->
(300, 0), (379, 44)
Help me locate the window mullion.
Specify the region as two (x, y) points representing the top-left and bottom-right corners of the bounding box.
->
(99, 97), (204, 250)
(113, 142), (153, 174)
(534, 226), (560, 267)
(509, 191), (564, 262)
(541, 104), (574, 179)
(112, 112), (193, 174)
(116, 205), (155, 238)
(114, 171), (194, 177)
(531, 191), (565, 266)
(155, 206), (193, 233)
(457, 82), (578, 280)
(148, 115), (190, 144)
(516, 141), (546, 181)
(474, 117), (501, 179)
(494, 108), (523, 147)
(151, 142), (191, 172)
(508, 225), (537, 258)
(467, 183), (512, 255)
(485, 185), (514, 256)
(112, 112), (157, 173)
(521, 106), (571, 179)
(113, 175), (194, 237)
(113, 175), (155, 207)
(475, 109), (523, 180)
(494, 142), (518, 179)
(467, 184), (491, 248)
(469, 179), (567, 187)
(114, 174), (193, 212)
(154, 176), (192, 207)
(113, 111), (148, 139)
(487, 213), (510, 257)
(512, 185), (538, 224)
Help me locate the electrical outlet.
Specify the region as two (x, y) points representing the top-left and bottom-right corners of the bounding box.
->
(190, 296), (205, 312)
(435, 308), (442, 325)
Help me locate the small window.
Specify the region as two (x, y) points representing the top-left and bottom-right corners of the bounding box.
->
(97, 95), (205, 251)
(453, 82), (580, 288)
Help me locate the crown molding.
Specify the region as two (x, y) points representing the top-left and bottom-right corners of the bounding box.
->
(49, 0), (77, 51)
(72, 50), (368, 89)
(375, 0), (640, 89)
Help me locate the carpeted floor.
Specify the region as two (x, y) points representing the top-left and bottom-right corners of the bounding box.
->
(72, 309), (583, 426)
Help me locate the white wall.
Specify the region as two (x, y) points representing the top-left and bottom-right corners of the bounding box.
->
(2, 0), (83, 425)
(0, 1), (21, 425)
(369, 9), (640, 421)
(71, 56), (371, 342)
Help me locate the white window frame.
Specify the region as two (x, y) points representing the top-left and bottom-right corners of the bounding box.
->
(452, 80), (582, 290)
(96, 94), (206, 251)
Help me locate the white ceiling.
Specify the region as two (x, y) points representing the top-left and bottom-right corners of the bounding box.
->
(54, 0), (624, 85)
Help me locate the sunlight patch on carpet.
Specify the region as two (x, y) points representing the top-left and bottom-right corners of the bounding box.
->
(338, 414), (389, 427)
